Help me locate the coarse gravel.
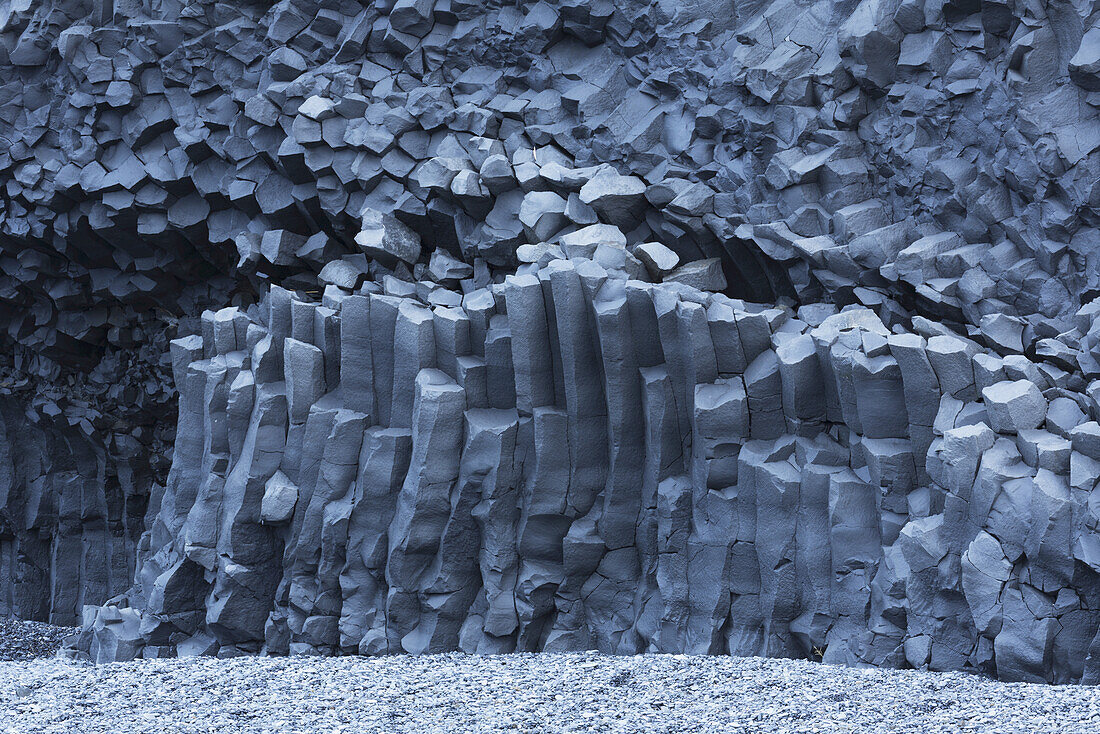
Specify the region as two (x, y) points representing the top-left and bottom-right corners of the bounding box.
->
(0, 620), (76, 662)
(1, 653), (1099, 733)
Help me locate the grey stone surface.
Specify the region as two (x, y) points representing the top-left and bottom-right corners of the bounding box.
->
(982, 380), (1048, 435)
(63, 260), (1100, 683)
(634, 242), (680, 278)
(0, 0), (1097, 687)
(664, 258), (728, 292)
(356, 209), (422, 266)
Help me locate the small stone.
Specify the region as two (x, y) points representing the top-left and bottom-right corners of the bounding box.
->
(261, 471), (299, 524)
(634, 242), (679, 277)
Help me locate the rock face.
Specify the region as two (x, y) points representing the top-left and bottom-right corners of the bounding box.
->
(68, 271), (1100, 685)
(0, 327), (180, 626)
(0, 0), (1100, 686)
(0, 396), (143, 625)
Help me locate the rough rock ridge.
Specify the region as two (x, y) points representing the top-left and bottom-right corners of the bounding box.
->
(0, 0), (1098, 685)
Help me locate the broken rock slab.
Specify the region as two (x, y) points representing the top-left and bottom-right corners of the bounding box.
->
(982, 380), (1047, 435)
(664, 258), (727, 292)
(635, 242), (680, 278)
(356, 209), (422, 266)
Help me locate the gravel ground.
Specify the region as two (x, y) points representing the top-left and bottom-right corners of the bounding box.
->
(1, 653), (1099, 734)
(0, 620), (75, 662)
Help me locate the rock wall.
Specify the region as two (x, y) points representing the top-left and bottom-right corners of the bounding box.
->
(76, 268), (1100, 684)
(2, 0), (1100, 685)
(0, 397), (142, 625)
(0, 325), (182, 626)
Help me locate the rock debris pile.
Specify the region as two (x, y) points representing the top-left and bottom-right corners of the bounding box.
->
(0, 618), (75, 661)
(0, 0), (1097, 684)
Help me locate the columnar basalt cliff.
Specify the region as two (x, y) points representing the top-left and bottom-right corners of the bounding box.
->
(82, 274), (1100, 686)
(3, 0), (1100, 683)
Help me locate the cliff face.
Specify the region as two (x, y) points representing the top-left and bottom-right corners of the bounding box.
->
(0, 395), (140, 625)
(0, 330), (179, 626)
(3, 0), (1100, 683)
(73, 271), (1100, 684)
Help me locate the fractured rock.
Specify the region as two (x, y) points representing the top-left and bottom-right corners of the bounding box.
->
(983, 380), (1047, 435)
(356, 209), (422, 266)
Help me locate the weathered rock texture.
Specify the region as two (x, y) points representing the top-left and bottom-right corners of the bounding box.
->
(0, 328), (181, 625)
(2, 0), (1100, 684)
(79, 271), (1100, 686)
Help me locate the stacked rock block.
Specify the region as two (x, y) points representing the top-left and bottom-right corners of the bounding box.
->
(71, 258), (1100, 683)
(6, 0), (1097, 355)
(704, 0), (1100, 342)
(0, 0), (800, 369)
